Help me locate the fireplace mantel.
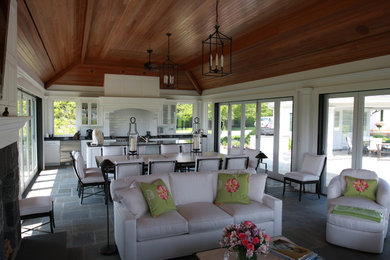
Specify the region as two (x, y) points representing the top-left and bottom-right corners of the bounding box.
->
(0, 116), (30, 150)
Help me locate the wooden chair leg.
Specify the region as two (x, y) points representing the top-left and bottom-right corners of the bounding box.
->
(283, 178), (286, 196)
(317, 182), (321, 199)
(80, 186), (84, 204)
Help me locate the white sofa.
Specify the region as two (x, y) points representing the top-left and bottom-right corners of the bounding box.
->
(110, 169), (282, 260)
(326, 169), (390, 253)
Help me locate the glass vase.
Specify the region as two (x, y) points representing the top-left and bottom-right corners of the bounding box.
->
(236, 250), (257, 260)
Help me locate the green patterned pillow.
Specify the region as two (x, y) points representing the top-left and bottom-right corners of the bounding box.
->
(344, 176), (377, 201)
(140, 179), (176, 217)
(214, 173), (250, 205)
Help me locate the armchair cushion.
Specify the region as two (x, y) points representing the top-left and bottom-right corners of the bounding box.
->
(140, 179), (176, 217)
(215, 173), (250, 205)
(344, 176), (377, 201)
(300, 153), (326, 176)
(284, 171), (319, 182)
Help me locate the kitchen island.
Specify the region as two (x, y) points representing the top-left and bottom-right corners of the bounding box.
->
(85, 135), (206, 167)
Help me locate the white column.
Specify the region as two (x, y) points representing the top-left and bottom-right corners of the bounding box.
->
(0, 0), (18, 114)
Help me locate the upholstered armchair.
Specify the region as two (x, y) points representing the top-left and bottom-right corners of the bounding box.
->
(326, 169), (390, 253)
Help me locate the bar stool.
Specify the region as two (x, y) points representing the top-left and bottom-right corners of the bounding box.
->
(19, 196), (55, 233)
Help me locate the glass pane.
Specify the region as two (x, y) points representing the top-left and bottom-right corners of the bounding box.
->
(54, 101), (77, 135)
(207, 103), (213, 134)
(81, 102), (88, 125)
(231, 104), (241, 148)
(220, 104), (228, 154)
(260, 102), (274, 171)
(279, 101), (293, 174)
(326, 97), (354, 186)
(362, 95), (390, 184)
(163, 104), (168, 124)
(91, 103), (98, 125)
(245, 103), (256, 149)
(176, 103), (193, 133)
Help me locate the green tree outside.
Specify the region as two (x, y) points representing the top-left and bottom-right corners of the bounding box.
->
(53, 101), (76, 135)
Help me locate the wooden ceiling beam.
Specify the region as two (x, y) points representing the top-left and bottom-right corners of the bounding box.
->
(81, 0), (96, 63)
(44, 61), (80, 89)
(185, 71), (202, 95)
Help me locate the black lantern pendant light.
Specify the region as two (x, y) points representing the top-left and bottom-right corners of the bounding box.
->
(202, 0), (232, 77)
(160, 33), (179, 89)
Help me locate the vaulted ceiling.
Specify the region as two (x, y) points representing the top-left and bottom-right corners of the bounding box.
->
(17, 0), (390, 94)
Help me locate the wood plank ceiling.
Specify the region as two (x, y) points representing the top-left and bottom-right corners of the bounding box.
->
(17, 0), (390, 94)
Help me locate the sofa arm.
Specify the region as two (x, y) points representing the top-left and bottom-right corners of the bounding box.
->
(114, 202), (137, 260)
(377, 178), (390, 216)
(327, 175), (342, 200)
(263, 194), (282, 236)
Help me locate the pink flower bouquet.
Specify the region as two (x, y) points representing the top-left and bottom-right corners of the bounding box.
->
(220, 220), (271, 259)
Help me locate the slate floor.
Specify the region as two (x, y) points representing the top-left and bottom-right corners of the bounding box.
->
(21, 166), (390, 260)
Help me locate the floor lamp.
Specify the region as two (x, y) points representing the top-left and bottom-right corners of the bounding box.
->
(100, 159), (117, 255)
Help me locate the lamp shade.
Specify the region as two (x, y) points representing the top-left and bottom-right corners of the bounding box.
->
(255, 151), (268, 159)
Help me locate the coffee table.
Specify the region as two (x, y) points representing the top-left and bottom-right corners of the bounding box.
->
(196, 248), (282, 260)
(195, 236), (304, 260)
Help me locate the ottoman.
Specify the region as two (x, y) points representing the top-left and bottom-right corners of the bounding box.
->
(326, 206), (387, 253)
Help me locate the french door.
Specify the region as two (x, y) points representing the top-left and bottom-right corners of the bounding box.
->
(217, 98), (293, 179)
(18, 91), (38, 194)
(323, 90), (390, 193)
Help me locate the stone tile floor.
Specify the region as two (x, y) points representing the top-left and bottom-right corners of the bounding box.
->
(22, 166), (390, 260)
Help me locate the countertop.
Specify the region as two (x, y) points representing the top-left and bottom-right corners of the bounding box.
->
(86, 139), (192, 147)
(44, 134), (206, 142)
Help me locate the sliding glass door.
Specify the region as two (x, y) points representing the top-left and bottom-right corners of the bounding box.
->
(18, 91), (38, 194)
(323, 90), (390, 192)
(217, 97), (293, 178)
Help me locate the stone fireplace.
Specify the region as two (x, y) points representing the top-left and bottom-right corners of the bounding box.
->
(0, 117), (30, 260)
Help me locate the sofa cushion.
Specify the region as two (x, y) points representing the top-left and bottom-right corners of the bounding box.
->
(116, 186), (148, 218)
(215, 173), (250, 205)
(218, 200), (274, 224)
(136, 210), (188, 242)
(248, 173), (267, 202)
(169, 172), (214, 205)
(140, 179), (176, 217)
(177, 202), (233, 233)
(344, 176), (377, 201)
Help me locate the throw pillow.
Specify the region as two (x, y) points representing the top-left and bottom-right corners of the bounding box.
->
(140, 179), (176, 217)
(344, 176), (377, 201)
(248, 173), (267, 202)
(116, 186), (149, 218)
(214, 173), (250, 205)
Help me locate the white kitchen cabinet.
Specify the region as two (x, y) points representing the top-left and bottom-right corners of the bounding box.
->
(86, 145), (102, 168)
(44, 140), (60, 167)
(81, 140), (90, 164)
(81, 102), (99, 126)
(161, 103), (176, 126)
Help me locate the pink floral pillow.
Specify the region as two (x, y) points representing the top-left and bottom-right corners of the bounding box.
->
(344, 176), (377, 201)
(214, 173), (250, 205)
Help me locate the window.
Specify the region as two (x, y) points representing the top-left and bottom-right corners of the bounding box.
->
(53, 101), (76, 136)
(176, 103), (193, 133)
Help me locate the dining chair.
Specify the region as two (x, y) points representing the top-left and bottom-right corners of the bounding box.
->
(181, 143), (192, 153)
(224, 155), (249, 170)
(115, 158), (144, 179)
(283, 153), (327, 201)
(19, 196), (55, 233)
(148, 158), (177, 175)
(195, 156), (222, 172)
(242, 148), (262, 171)
(71, 151), (106, 204)
(160, 144), (181, 154)
(102, 146), (126, 156)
